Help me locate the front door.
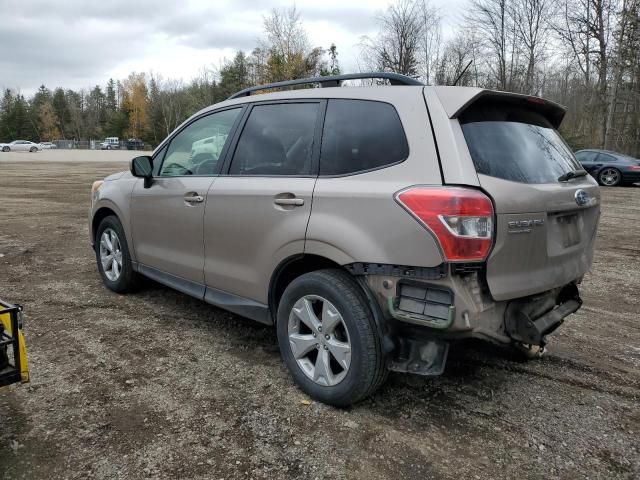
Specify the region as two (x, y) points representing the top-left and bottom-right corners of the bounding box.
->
(130, 107), (243, 294)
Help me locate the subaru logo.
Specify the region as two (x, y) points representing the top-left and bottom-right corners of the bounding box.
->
(575, 189), (590, 207)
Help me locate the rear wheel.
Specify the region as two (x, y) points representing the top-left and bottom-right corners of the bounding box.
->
(277, 269), (387, 407)
(95, 215), (138, 293)
(598, 167), (621, 186)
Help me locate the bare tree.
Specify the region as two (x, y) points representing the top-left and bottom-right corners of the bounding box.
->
(361, 0), (424, 76)
(512, 0), (554, 93)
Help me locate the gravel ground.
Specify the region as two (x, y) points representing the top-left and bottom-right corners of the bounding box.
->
(0, 155), (639, 479)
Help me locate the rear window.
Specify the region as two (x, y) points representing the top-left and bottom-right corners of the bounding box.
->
(320, 100), (409, 176)
(460, 99), (580, 184)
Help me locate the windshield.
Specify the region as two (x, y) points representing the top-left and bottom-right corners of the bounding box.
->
(460, 100), (580, 184)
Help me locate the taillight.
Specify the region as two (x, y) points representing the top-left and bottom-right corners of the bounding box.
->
(629, 165), (640, 171)
(396, 187), (494, 261)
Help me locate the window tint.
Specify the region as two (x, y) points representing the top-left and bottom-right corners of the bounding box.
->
(160, 108), (240, 176)
(229, 103), (318, 176)
(460, 100), (580, 184)
(599, 153), (617, 162)
(320, 100), (409, 176)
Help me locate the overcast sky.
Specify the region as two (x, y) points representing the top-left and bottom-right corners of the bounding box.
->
(0, 0), (463, 95)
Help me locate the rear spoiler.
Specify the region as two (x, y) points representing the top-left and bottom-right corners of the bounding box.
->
(431, 87), (567, 129)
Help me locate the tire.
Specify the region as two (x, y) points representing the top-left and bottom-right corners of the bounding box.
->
(2, 146), (10, 152)
(277, 269), (387, 407)
(95, 215), (139, 293)
(598, 167), (622, 186)
(107, 145), (111, 150)
(29, 147), (37, 152)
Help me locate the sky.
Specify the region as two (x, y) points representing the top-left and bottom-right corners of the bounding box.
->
(0, 0), (463, 95)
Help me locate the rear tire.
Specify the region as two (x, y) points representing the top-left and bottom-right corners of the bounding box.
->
(598, 167), (621, 186)
(95, 215), (138, 293)
(277, 269), (387, 407)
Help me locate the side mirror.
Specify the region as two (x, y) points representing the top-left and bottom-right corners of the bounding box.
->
(130, 156), (153, 188)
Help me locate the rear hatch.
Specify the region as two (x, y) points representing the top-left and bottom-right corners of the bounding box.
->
(446, 93), (600, 301)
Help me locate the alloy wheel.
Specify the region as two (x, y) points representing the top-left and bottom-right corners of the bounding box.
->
(600, 168), (620, 186)
(99, 228), (123, 281)
(287, 295), (352, 387)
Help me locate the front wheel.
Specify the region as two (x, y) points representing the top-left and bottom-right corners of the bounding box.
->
(95, 215), (138, 293)
(277, 269), (387, 407)
(599, 167), (621, 186)
(2, 146), (10, 152)
(29, 147), (37, 152)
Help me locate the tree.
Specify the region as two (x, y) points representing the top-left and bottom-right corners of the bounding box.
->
(122, 72), (148, 139)
(362, 0), (424, 76)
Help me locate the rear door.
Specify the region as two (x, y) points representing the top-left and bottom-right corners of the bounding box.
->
(203, 101), (323, 305)
(455, 97), (600, 300)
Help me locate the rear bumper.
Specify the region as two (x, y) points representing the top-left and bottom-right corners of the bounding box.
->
(358, 263), (583, 348)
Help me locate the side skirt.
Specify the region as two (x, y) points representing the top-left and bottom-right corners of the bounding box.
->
(133, 262), (272, 326)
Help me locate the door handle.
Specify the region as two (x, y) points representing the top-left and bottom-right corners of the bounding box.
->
(274, 198), (304, 206)
(184, 193), (204, 204)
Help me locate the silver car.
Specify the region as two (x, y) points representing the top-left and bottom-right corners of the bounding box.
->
(89, 72), (600, 406)
(1, 140), (41, 152)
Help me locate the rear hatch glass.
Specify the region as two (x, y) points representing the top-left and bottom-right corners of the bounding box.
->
(458, 97), (599, 301)
(460, 99), (581, 184)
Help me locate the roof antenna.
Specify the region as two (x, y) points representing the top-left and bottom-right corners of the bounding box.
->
(453, 60), (473, 86)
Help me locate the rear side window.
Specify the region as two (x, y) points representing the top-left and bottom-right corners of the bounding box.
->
(575, 151), (599, 163)
(229, 103), (319, 176)
(460, 99), (580, 184)
(320, 100), (409, 176)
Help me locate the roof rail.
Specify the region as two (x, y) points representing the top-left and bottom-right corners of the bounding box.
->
(227, 72), (424, 100)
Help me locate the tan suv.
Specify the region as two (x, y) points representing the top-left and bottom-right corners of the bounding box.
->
(89, 73), (600, 406)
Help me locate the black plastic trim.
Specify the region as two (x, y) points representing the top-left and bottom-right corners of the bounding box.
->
(204, 287), (272, 325)
(345, 262), (446, 280)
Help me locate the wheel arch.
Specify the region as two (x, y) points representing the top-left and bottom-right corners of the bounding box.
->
(268, 254), (344, 321)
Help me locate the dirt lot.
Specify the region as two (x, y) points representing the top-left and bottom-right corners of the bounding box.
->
(1, 153), (639, 479)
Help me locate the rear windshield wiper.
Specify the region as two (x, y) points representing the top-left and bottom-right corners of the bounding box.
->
(558, 169), (588, 182)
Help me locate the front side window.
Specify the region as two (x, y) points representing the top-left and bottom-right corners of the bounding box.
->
(160, 108), (241, 176)
(460, 100), (581, 184)
(229, 103), (319, 176)
(320, 100), (409, 176)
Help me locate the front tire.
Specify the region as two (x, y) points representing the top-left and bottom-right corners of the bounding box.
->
(598, 167), (621, 186)
(2, 146), (10, 152)
(277, 269), (387, 407)
(29, 147), (37, 152)
(95, 215), (138, 293)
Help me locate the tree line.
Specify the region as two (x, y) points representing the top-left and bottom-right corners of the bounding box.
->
(1, 0), (638, 156)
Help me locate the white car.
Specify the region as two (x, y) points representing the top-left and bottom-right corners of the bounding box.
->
(1, 140), (41, 152)
(40, 142), (57, 149)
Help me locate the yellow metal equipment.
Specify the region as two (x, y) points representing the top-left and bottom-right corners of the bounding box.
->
(0, 300), (29, 387)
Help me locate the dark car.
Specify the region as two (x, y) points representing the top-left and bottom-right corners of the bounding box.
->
(126, 139), (145, 151)
(575, 149), (640, 186)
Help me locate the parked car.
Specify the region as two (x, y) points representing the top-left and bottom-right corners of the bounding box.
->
(89, 72), (600, 406)
(126, 139), (145, 151)
(39, 142), (57, 149)
(100, 137), (120, 150)
(575, 149), (640, 186)
(1, 140), (41, 152)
